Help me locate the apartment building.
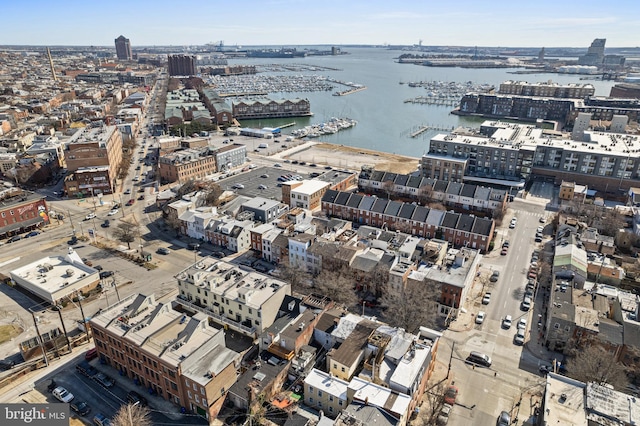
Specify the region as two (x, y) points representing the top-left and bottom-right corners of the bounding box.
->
(64, 125), (122, 196)
(423, 121), (640, 192)
(158, 147), (217, 184)
(232, 98), (312, 119)
(498, 81), (595, 98)
(89, 294), (240, 421)
(175, 258), (291, 338)
(214, 143), (247, 172)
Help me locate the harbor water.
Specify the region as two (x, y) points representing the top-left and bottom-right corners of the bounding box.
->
(228, 47), (617, 158)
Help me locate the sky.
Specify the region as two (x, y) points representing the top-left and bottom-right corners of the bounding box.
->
(3, 0), (640, 48)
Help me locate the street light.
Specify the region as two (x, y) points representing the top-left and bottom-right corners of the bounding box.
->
(194, 244), (200, 263)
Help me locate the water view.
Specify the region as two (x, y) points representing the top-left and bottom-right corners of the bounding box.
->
(229, 47), (616, 158)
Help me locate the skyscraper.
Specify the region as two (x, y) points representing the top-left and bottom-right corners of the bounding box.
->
(114, 35), (132, 61)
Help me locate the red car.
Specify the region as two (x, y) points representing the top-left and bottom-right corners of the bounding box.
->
(444, 385), (458, 405)
(126, 198), (135, 206)
(85, 348), (98, 361)
(501, 247), (508, 255)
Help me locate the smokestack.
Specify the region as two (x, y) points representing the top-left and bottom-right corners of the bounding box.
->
(47, 47), (57, 81)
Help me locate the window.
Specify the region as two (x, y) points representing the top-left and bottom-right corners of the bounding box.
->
(554, 323), (560, 329)
(318, 391), (323, 397)
(309, 397), (314, 403)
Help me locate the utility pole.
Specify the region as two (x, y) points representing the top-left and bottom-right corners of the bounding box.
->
(54, 306), (73, 353)
(77, 292), (90, 339)
(30, 310), (49, 367)
(447, 341), (455, 379)
(112, 278), (121, 302)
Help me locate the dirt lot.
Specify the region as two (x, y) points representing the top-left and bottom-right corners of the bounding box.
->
(283, 142), (420, 174)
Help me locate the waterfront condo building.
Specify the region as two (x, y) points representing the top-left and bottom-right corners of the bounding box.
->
(63, 125), (123, 196)
(422, 121), (640, 192)
(89, 294), (240, 421)
(174, 258), (291, 338)
(114, 35), (132, 61)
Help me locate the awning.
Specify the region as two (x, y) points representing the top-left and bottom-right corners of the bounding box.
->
(0, 217), (45, 234)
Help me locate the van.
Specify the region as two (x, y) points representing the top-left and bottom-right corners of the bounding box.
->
(258, 143), (268, 149)
(467, 351), (492, 367)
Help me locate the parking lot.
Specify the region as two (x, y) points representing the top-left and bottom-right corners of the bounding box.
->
(217, 165), (313, 200)
(35, 351), (207, 425)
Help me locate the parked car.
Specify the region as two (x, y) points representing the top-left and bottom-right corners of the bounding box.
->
(93, 413), (111, 426)
(76, 360), (98, 378)
(436, 403), (452, 425)
(514, 330), (525, 345)
(101, 220), (110, 228)
(258, 184), (268, 190)
(475, 311), (486, 324)
(8, 235), (22, 243)
(52, 386), (74, 403)
(521, 297), (532, 311)
(0, 359), (15, 370)
(517, 318), (527, 330)
(99, 271), (114, 279)
(107, 209), (118, 216)
(212, 251), (225, 258)
(70, 401), (91, 416)
(85, 213), (96, 220)
(126, 199), (135, 206)
(93, 372), (115, 388)
(497, 411), (511, 426)
(68, 236), (78, 245)
(539, 216), (545, 223)
(25, 231), (40, 238)
(509, 218), (517, 228)
(188, 243), (200, 251)
(502, 315), (512, 329)
(444, 385), (458, 405)
(124, 189), (131, 195)
(482, 292), (491, 305)
(501, 246), (508, 255)
(490, 271), (500, 282)
(126, 390), (148, 406)
(156, 247), (171, 255)
(85, 348), (98, 361)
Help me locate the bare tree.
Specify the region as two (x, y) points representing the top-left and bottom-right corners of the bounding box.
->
(415, 380), (449, 426)
(174, 179), (197, 198)
(278, 263), (311, 293)
(198, 184), (224, 207)
(382, 180), (395, 199)
(112, 222), (139, 249)
(312, 264), (358, 308)
(111, 403), (152, 426)
(566, 345), (629, 390)
(164, 214), (182, 236)
(379, 283), (441, 333)
(417, 185), (434, 205)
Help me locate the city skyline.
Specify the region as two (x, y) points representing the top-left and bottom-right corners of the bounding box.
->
(3, 0), (640, 48)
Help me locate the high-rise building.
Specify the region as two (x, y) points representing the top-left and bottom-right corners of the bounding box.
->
(114, 35), (132, 61)
(168, 54), (196, 76)
(578, 38), (606, 66)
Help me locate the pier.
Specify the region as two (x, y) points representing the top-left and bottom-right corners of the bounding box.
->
(278, 122), (296, 129)
(405, 124), (455, 138)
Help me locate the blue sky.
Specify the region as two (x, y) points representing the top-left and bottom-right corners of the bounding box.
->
(4, 0), (639, 47)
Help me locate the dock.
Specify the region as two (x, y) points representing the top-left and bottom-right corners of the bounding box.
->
(278, 122), (296, 129)
(409, 125), (454, 138)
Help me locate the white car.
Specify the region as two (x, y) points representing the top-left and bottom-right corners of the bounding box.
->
(514, 330), (526, 345)
(53, 386), (74, 403)
(517, 318), (528, 330)
(107, 209), (119, 216)
(502, 315), (513, 329)
(475, 311), (486, 324)
(509, 218), (517, 229)
(536, 226), (544, 233)
(482, 293), (491, 305)
(85, 213), (96, 221)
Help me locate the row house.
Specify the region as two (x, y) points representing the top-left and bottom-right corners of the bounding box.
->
(178, 207), (219, 240)
(89, 294), (240, 421)
(175, 258), (291, 338)
(205, 218), (253, 253)
(359, 168), (507, 212)
(322, 190), (495, 252)
(289, 233), (316, 270)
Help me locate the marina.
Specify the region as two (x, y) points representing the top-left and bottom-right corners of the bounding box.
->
(290, 117), (357, 138)
(402, 80), (494, 107)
